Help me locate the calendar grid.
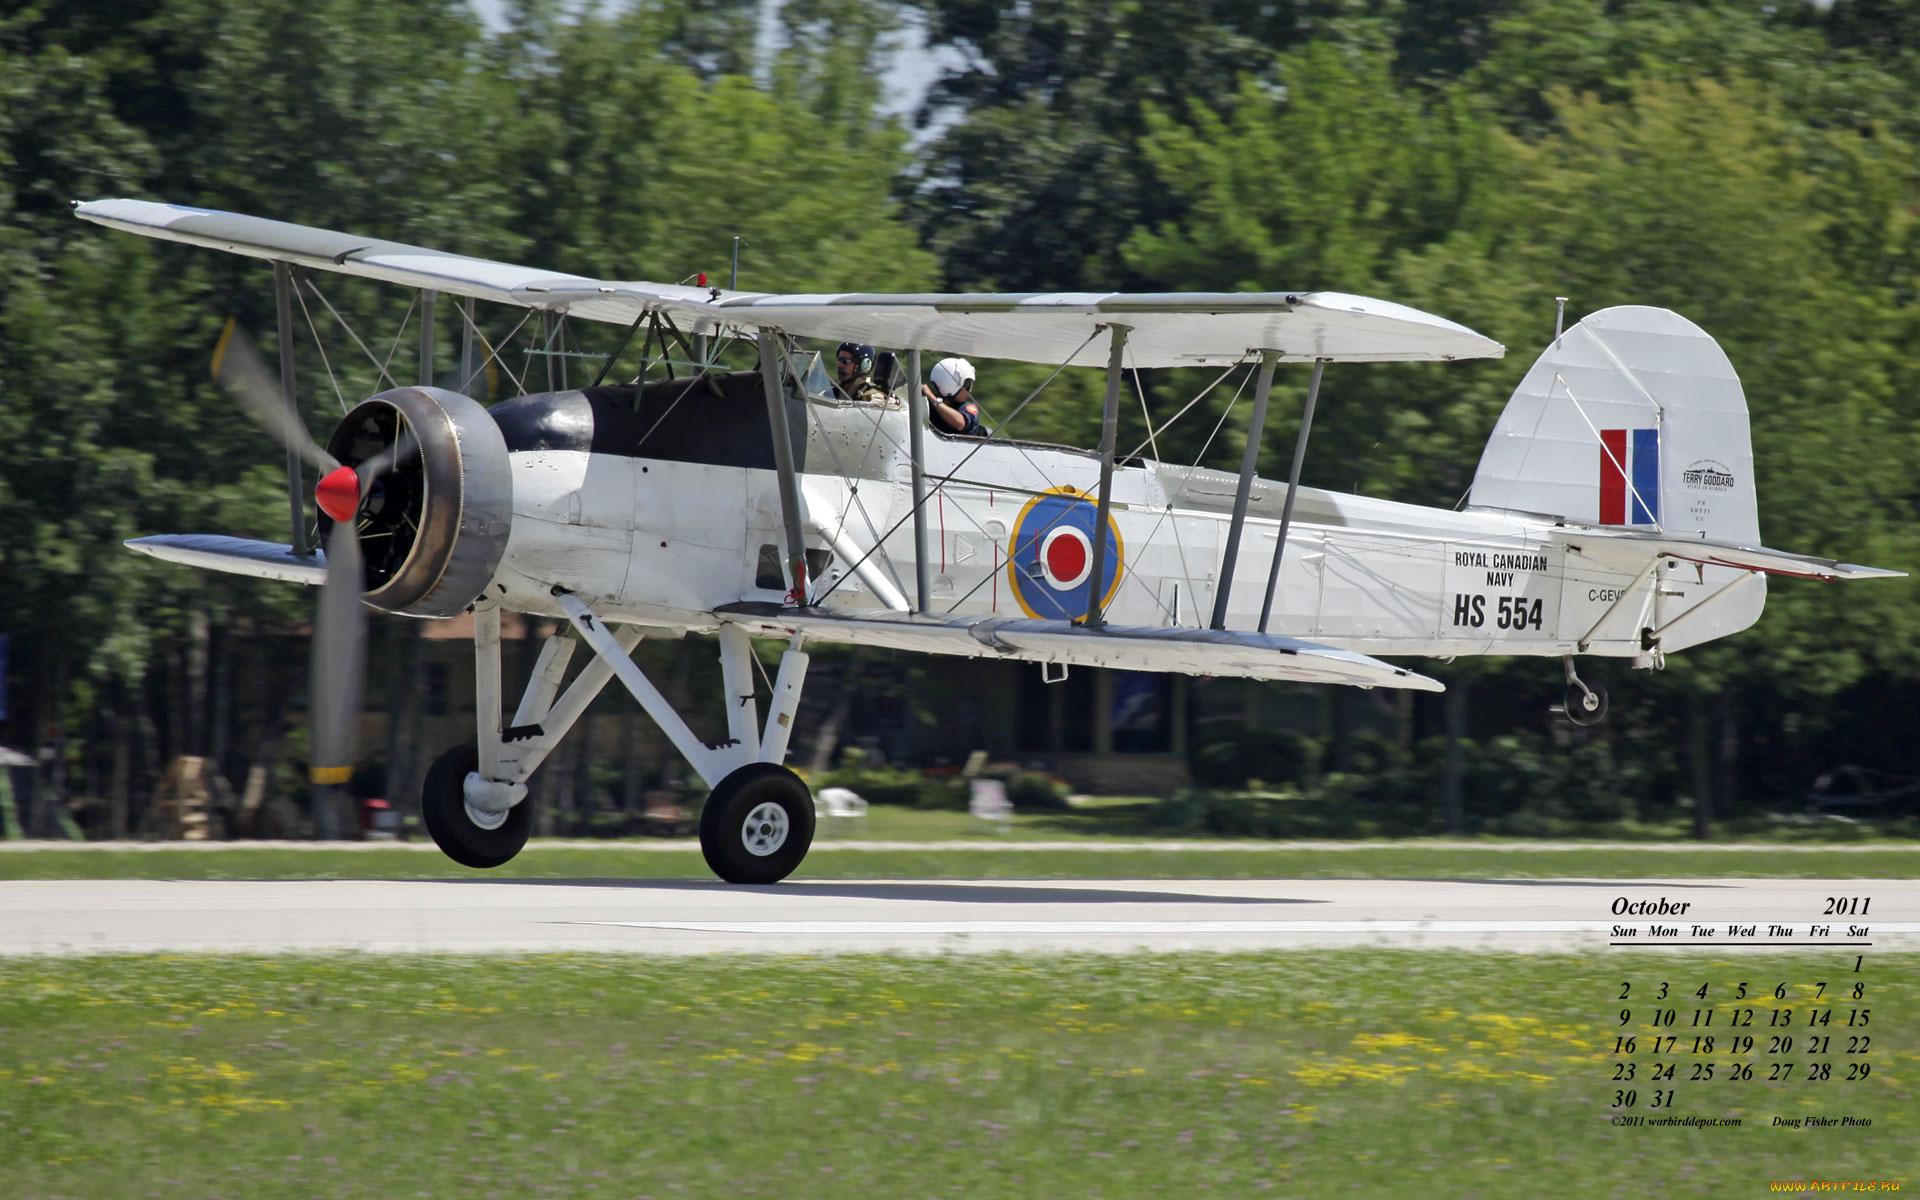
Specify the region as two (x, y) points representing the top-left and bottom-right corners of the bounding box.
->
(1605, 893), (1886, 1123)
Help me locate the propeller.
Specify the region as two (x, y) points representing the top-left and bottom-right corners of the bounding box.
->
(306, 518), (367, 789)
(211, 318), (408, 801)
(211, 318), (339, 474)
(212, 319), (417, 524)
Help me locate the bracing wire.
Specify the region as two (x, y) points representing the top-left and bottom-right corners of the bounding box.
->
(300, 279), (404, 393)
(289, 282), (351, 414)
(811, 328), (1107, 607)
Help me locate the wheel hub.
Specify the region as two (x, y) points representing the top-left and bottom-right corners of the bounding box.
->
(461, 771), (524, 831)
(740, 800), (790, 857)
(464, 798), (509, 831)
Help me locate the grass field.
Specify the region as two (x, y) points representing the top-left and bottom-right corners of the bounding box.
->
(1, 951), (1910, 1197)
(3, 838), (1918, 882)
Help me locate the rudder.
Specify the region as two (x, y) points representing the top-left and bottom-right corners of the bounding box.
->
(1468, 306), (1760, 544)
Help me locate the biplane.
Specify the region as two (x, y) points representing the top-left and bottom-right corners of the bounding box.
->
(76, 199), (1901, 882)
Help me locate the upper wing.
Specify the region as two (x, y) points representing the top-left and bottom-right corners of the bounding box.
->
(74, 197), (723, 314)
(715, 603), (1443, 691)
(76, 199), (1502, 367)
(578, 287), (1501, 367)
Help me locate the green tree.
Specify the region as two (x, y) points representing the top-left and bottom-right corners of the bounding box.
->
(486, 1), (934, 293)
(913, 0), (1332, 291)
(1112, 44), (1518, 493)
(0, 0), (939, 834)
(1487, 76), (1920, 686)
(1469, 0), (1920, 143)
(1110, 48), (1918, 815)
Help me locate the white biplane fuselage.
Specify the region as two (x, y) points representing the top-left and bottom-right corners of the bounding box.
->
(498, 386), (1752, 662)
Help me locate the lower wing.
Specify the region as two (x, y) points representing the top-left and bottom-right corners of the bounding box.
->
(123, 537), (1444, 691)
(127, 534), (326, 585)
(715, 603), (1442, 691)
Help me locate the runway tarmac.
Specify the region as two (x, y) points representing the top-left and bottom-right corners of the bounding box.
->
(5, 876), (1918, 955)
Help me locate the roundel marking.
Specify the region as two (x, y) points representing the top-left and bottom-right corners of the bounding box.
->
(1039, 527), (1091, 589)
(1007, 487), (1123, 620)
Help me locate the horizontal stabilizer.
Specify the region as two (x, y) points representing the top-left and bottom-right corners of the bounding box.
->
(715, 603), (1443, 691)
(126, 534), (326, 585)
(1561, 531), (1904, 581)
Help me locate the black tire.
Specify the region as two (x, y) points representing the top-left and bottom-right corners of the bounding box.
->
(699, 763), (815, 884)
(420, 744), (533, 869)
(1564, 679), (1610, 727)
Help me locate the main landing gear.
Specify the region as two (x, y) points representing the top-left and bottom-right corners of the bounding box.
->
(1560, 656), (1608, 727)
(421, 744), (533, 868)
(699, 763), (817, 884)
(420, 598), (818, 883)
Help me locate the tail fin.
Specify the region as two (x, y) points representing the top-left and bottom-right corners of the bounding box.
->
(1468, 306), (1759, 544)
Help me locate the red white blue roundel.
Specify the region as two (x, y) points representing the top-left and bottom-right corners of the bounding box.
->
(1008, 487), (1123, 620)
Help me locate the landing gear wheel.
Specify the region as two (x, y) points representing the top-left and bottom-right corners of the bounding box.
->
(421, 744), (532, 868)
(699, 763), (815, 884)
(1564, 679), (1609, 727)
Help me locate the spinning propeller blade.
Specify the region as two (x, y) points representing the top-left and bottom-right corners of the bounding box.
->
(210, 318), (339, 473)
(209, 318), (373, 798)
(308, 518), (368, 787)
(354, 424), (420, 487)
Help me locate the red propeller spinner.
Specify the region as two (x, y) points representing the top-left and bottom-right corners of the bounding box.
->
(315, 464), (360, 524)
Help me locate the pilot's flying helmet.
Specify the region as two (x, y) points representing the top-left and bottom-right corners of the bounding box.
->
(930, 357), (975, 400)
(836, 342), (875, 374)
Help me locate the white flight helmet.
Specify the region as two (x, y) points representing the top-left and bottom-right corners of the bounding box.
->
(930, 357), (975, 400)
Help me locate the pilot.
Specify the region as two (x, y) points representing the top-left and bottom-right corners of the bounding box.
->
(926, 356), (984, 436)
(833, 342), (889, 403)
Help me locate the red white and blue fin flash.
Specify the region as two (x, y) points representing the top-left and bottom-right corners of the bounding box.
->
(1599, 427), (1659, 526)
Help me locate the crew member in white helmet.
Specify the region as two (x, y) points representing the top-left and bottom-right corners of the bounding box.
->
(925, 357), (985, 436)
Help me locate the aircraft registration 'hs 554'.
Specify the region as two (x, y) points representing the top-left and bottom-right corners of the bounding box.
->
(75, 199), (1903, 883)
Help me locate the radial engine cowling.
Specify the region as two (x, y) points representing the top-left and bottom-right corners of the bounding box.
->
(323, 386), (512, 618)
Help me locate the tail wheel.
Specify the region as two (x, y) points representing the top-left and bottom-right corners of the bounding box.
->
(699, 763), (815, 884)
(421, 744), (533, 868)
(1564, 679), (1610, 727)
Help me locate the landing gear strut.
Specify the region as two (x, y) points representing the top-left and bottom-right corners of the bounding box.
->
(1561, 656), (1608, 727)
(429, 596), (821, 883)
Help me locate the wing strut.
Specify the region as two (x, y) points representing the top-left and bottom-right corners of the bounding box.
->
(905, 347), (933, 613)
(1084, 325), (1131, 628)
(591, 309), (648, 388)
(1210, 350), (1279, 628)
(758, 331), (811, 604)
(459, 296), (476, 395)
(542, 313), (563, 390)
(419, 288), (436, 387)
(1258, 357), (1326, 633)
(272, 262), (311, 555)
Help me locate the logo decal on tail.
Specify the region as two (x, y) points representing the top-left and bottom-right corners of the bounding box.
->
(1682, 459), (1735, 492)
(1599, 427), (1659, 525)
